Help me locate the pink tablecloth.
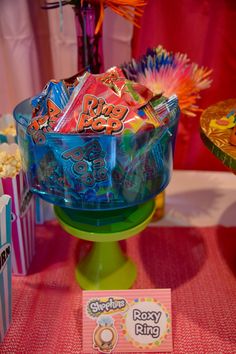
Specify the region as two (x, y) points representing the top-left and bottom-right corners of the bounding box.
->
(0, 221), (236, 353)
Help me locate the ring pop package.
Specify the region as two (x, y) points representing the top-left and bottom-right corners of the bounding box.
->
(53, 73), (160, 135)
(14, 68), (180, 211)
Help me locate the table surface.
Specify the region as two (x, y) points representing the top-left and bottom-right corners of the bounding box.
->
(200, 99), (236, 171)
(0, 170), (236, 353)
(156, 170), (236, 227)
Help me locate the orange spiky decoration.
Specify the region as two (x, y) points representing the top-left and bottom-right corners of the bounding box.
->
(122, 46), (213, 116)
(80, 0), (146, 34)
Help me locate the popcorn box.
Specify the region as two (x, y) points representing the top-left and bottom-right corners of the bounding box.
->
(0, 171), (35, 275)
(0, 195), (12, 342)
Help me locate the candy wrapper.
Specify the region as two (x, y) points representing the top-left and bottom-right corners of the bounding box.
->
(28, 69), (164, 142)
(54, 72), (161, 135)
(0, 195), (11, 342)
(0, 144), (35, 275)
(28, 73), (83, 144)
(0, 114), (17, 144)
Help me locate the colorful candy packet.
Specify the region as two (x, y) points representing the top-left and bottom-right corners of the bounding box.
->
(96, 66), (126, 88)
(28, 72), (86, 144)
(28, 67), (177, 145)
(97, 66), (154, 108)
(28, 80), (70, 143)
(53, 72), (163, 136)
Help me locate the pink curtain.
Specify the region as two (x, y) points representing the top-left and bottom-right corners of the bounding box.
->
(0, 1), (132, 114)
(132, 0), (236, 170)
(0, 0), (77, 113)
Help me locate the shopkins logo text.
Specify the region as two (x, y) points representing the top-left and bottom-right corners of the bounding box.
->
(87, 297), (128, 318)
(62, 140), (108, 187)
(0, 244), (11, 274)
(77, 94), (128, 135)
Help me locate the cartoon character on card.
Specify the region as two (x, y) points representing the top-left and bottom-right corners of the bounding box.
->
(93, 316), (118, 353)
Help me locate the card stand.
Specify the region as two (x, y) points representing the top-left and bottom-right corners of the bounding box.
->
(54, 200), (155, 290)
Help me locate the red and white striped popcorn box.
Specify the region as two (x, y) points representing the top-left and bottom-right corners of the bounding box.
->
(0, 195), (12, 342)
(0, 171), (35, 275)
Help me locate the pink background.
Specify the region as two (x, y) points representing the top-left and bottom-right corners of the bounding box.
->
(132, 0), (236, 171)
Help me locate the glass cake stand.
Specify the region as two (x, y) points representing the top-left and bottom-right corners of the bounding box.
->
(54, 200), (155, 290)
(13, 97), (179, 290)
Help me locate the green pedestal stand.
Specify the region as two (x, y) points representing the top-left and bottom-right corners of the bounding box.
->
(54, 200), (155, 290)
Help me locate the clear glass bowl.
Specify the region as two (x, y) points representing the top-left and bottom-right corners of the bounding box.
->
(14, 98), (179, 210)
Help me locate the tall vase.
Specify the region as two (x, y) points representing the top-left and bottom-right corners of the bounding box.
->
(74, 1), (103, 74)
